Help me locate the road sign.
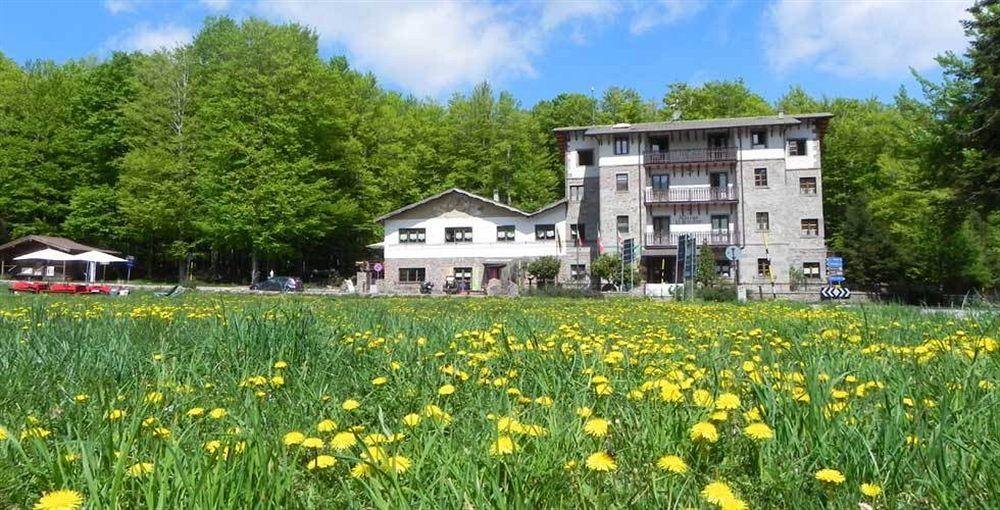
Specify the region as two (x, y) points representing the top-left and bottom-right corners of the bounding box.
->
(820, 286), (851, 299)
(725, 245), (742, 261)
(126, 255), (135, 269)
(622, 239), (635, 265)
(372, 262), (384, 273)
(828, 275), (845, 284)
(826, 257), (843, 270)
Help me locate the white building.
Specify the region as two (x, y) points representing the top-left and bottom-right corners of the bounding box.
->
(376, 188), (567, 292)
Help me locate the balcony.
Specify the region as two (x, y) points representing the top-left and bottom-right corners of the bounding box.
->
(644, 184), (738, 204)
(644, 231), (737, 248)
(643, 147), (737, 166)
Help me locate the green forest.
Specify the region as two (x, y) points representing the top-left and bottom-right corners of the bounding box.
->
(1, 5), (998, 297)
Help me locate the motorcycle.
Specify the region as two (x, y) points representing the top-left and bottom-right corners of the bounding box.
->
(419, 281), (434, 294)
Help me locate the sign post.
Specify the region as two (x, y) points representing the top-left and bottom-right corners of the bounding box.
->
(125, 256), (135, 283)
(821, 256), (850, 300)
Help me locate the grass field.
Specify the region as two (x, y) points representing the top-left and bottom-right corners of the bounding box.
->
(0, 295), (998, 509)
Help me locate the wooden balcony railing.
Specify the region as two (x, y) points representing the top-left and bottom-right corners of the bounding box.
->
(644, 184), (738, 204)
(643, 147), (737, 165)
(644, 231), (737, 247)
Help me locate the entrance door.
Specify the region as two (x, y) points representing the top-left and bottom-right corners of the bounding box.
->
(485, 266), (502, 281)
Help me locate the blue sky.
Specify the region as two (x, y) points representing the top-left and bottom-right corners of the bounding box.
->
(0, 0), (973, 107)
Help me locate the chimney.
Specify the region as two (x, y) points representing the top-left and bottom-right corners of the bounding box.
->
(777, 110), (784, 118)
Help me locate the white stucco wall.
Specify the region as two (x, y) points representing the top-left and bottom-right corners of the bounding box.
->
(384, 207), (567, 260)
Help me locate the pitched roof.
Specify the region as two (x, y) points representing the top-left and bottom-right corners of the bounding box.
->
(554, 113), (834, 135)
(0, 235), (117, 254)
(375, 188), (565, 222)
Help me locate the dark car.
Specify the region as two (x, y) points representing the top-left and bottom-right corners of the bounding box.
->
(250, 276), (303, 292)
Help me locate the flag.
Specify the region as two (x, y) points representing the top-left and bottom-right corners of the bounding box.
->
(596, 228), (605, 254)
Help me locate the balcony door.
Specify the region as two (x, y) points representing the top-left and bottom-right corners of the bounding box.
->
(710, 172), (728, 200)
(650, 174), (669, 191)
(707, 132), (729, 148)
(710, 215), (730, 244)
(652, 216), (671, 245)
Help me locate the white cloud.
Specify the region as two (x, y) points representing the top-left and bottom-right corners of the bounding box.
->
(764, 0), (971, 77)
(105, 23), (194, 53)
(629, 0), (706, 34)
(199, 0), (232, 11)
(104, 0), (137, 14)
(258, 1), (541, 95)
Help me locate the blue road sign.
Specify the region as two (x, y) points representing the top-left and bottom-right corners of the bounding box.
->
(829, 275), (846, 284)
(826, 257), (843, 270)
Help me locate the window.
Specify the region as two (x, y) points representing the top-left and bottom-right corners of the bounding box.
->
(571, 264), (587, 281)
(788, 138), (808, 156)
(616, 173), (629, 192)
(803, 262), (821, 278)
(652, 216), (670, 235)
(445, 227), (472, 243)
(801, 219), (819, 237)
(715, 260), (733, 278)
(453, 267), (472, 286)
(757, 258), (771, 277)
(751, 129), (767, 147)
(569, 185), (585, 201)
(535, 224), (556, 240)
(800, 177), (817, 195)
(648, 135), (669, 152)
(496, 225), (515, 242)
(756, 212), (770, 231)
(707, 132), (729, 148)
(398, 228), (426, 243)
(616, 215), (630, 234)
(577, 149), (594, 166)
(570, 223), (586, 242)
(650, 174), (669, 191)
(398, 268), (425, 283)
(613, 135), (630, 155)
(754, 168), (768, 187)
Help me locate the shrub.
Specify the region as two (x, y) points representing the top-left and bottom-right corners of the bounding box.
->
(527, 256), (561, 286)
(696, 285), (737, 302)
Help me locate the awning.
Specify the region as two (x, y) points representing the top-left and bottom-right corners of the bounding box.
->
(71, 250), (127, 263)
(13, 248), (76, 262)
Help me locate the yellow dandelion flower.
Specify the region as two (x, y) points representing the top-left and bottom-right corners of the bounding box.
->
(21, 427), (52, 440)
(350, 462), (374, 478)
(384, 455), (412, 474)
(594, 383), (614, 396)
(402, 413), (421, 427)
(316, 419), (337, 433)
(660, 383), (684, 403)
(585, 451), (617, 472)
(283, 431), (305, 446)
(208, 408), (227, 420)
(693, 389), (714, 408)
(144, 391), (163, 404)
(583, 418), (609, 437)
(715, 393), (740, 410)
(203, 440), (222, 454)
(372, 376), (388, 386)
(126, 462), (155, 477)
(575, 406), (593, 417)
(329, 432), (357, 450)
(563, 460), (578, 470)
(273, 360), (288, 369)
(860, 483), (882, 497)
(63, 453), (80, 463)
(710, 410), (729, 422)
(656, 455), (688, 473)
(342, 399), (361, 411)
(186, 407), (205, 418)
(33, 489), (84, 510)
(437, 384), (456, 396)
(141, 416), (157, 428)
(690, 421), (719, 443)
(73, 394), (89, 403)
(106, 409), (126, 421)
(701, 481), (735, 505)
(743, 422), (774, 441)
(307, 455), (337, 470)
(269, 375), (285, 387)
(152, 427), (172, 439)
(0, 426), (7, 441)
(815, 468), (846, 484)
(490, 435), (517, 456)
(301, 437), (325, 449)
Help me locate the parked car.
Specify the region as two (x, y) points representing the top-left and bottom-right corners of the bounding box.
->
(250, 276), (303, 292)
